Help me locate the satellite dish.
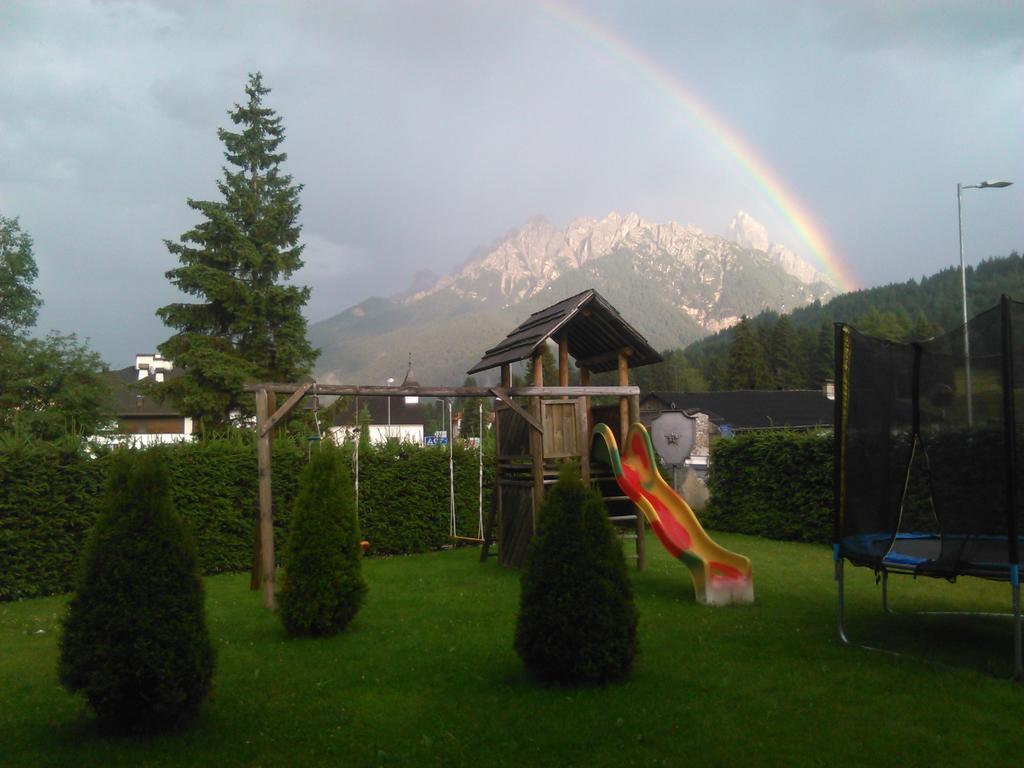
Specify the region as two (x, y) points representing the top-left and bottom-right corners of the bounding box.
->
(651, 411), (696, 467)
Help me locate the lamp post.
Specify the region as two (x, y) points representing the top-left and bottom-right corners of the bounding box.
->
(957, 179), (1013, 426)
(386, 377), (395, 428)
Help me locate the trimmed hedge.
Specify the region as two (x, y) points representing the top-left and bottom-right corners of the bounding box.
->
(1, 436), (493, 601)
(703, 430), (833, 544)
(356, 441), (495, 554)
(0, 437), (107, 602)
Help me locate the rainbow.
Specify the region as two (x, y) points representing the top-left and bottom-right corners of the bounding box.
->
(535, 1), (859, 292)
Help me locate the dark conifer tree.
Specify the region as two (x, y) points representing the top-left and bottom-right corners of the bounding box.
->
(514, 464), (637, 684)
(810, 321), (834, 385)
(768, 315), (805, 389)
(908, 310), (941, 341)
(280, 446), (366, 636)
(724, 316), (771, 390)
(58, 451), (215, 733)
(157, 72), (317, 429)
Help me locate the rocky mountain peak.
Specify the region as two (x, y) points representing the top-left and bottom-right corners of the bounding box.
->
(728, 210), (834, 288)
(728, 210), (771, 252)
(310, 210), (838, 386)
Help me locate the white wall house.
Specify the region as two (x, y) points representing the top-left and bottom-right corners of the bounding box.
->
(328, 362), (427, 446)
(97, 354), (195, 447)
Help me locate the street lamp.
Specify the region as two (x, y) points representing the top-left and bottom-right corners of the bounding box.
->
(957, 179), (1013, 425)
(386, 377), (395, 427)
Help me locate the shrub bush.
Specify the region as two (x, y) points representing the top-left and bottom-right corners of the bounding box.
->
(280, 446), (367, 636)
(58, 450), (215, 733)
(703, 430), (833, 544)
(514, 464), (637, 684)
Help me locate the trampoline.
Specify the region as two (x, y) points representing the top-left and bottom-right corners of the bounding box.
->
(833, 295), (1023, 679)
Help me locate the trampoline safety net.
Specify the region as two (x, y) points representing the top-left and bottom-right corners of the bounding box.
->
(834, 295), (1023, 579)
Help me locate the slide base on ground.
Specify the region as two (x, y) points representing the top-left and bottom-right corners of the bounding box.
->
(591, 422), (754, 606)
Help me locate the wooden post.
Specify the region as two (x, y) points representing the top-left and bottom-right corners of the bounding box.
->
(530, 352), (545, 530)
(618, 351), (630, 446)
(483, 363), (510, 564)
(580, 366), (592, 485)
(558, 336), (569, 390)
(250, 501), (261, 590)
(256, 388), (277, 610)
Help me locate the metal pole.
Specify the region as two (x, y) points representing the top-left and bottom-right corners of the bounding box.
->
(449, 399), (456, 538)
(835, 551), (849, 645)
(958, 182), (974, 427)
(958, 179), (1014, 427)
(1013, 574), (1022, 681)
(478, 402), (484, 539)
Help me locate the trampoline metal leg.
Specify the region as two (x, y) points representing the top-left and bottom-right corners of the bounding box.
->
(1013, 580), (1022, 682)
(836, 553), (849, 645)
(881, 570), (892, 614)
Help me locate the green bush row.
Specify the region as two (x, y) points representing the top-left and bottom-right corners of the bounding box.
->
(703, 430), (833, 544)
(0, 436), (493, 601)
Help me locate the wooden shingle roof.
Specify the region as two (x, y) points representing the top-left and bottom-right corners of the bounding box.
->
(467, 289), (661, 375)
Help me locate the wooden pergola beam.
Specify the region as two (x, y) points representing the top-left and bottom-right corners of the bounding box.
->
(260, 381), (313, 437)
(243, 383), (639, 397)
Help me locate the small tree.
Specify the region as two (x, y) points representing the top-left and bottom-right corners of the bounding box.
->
(0, 213), (41, 338)
(280, 446), (367, 636)
(58, 450), (215, 733)
(514, 464), (637, 684)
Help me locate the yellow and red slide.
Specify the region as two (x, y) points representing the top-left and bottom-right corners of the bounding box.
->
(591, 422), (754, 605)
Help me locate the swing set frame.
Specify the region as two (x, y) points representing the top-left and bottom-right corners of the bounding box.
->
(244, 380), (639, 609)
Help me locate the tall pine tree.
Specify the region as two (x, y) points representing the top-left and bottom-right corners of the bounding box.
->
(724, 316), (771, 390)
(768, 315), (804, 389)
(157, 73), (317, 429)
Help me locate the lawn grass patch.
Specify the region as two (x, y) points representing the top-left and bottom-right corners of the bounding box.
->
(1, 534), (1021, 767)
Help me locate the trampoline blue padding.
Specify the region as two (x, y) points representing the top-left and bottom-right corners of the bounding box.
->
(840, 532), (1024, 580)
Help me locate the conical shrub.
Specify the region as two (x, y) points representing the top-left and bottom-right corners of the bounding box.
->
(58, 450), (215, 733)
(514, 463), (638, 684)
(280, 445), (367, 636)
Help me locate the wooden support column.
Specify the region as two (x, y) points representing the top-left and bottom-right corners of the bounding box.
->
(484, 363), (511, 564)
(255, 388), (277, 610)
(618, 351), (630, 446)
(558, 336), (569, 390)
(530, 352), (545, 530)
(580, 366), (591, 485)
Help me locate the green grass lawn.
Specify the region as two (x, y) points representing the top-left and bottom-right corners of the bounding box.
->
(2, 533), (1021, 767)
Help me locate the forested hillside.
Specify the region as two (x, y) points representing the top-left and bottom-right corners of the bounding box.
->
(639, 252), (1024, 392)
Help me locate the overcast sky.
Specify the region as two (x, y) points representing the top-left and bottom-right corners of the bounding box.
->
(2, 0), (1021, 367)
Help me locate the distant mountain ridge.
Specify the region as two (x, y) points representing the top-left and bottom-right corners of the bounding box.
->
(309, 211), (836, 385)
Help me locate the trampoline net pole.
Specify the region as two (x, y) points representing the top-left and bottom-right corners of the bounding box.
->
(1014, 573), (1022, 682)
(835, 548), (849, 645)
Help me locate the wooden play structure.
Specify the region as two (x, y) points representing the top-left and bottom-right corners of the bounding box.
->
(465, 290), (662, 568)
(245, 289), (661, 609)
